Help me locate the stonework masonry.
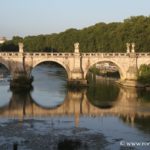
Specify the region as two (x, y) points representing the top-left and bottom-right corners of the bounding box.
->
(0, 43), (150, 86)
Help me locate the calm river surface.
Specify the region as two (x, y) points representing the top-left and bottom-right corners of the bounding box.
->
(0, 63), (150, 150)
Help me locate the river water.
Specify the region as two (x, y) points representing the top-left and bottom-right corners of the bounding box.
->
(0, 63), (150, 150)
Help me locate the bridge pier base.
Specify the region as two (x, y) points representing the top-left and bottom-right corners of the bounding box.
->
(10, 71), (33, 92)
(68, 79), (87, 88)
(116, 51), (145, 88)
(68, 43), (88, 88)
(117, 79), (145, 88)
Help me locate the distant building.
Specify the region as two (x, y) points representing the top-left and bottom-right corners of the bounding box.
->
(0, 37), (6, 44)
(96, 62), (118, 72)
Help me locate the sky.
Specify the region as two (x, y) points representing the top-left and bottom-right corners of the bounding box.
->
(0, 0), (150, 39)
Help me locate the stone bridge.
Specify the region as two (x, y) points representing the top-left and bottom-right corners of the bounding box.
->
(0, 42), (150, 86)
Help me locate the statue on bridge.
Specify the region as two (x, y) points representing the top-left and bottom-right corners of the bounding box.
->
(126, 42), (135, 53)
(74, 42), (79, 53)
(131, 43), (135, 53)
(18, 42), (24, 53)
(126, 43), (130, 53)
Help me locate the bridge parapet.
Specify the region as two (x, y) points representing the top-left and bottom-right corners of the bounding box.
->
(82, 53), (128, 57)
(0, 52), (20, 57)
(137, 53), (150, 57)
(24, 52), (74, 57)
(1, 52), (150, 58)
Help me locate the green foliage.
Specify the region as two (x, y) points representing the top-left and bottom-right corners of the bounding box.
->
(137, 89), (150, 101)
(87, 79), (119, 109)
(138, 64), (150, 84)
(89, 65), (100, 75)
(1, 15), (150, 52)
(0, 41), (18, 52)
(0, 36), (23, 52)
(12, 36), (23, 45)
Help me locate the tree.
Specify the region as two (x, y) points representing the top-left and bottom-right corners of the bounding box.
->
(3, 16), (150, 53)
(138, 64), (150, 84)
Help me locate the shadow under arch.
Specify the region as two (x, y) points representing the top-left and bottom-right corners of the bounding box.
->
(85, 60), (123, 80)
(31, 60), (70, 79)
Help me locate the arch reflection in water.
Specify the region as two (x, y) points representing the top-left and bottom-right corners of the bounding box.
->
(31, 62), (68, 108)
(137, 88), (150, 102)
(87, 79), (120, 109)
(0, 64), (11, 107)
(0, 86), (150, 130)
(0, 85), (11, 107)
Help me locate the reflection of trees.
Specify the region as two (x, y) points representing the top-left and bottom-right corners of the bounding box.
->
(137, 88), (150, 102)
(87, 79), (120, 108)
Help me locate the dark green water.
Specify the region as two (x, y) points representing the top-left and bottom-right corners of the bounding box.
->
(0, 63), (150, 150)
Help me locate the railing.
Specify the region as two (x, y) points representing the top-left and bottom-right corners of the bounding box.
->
(136, 53), (150, 57)
(0, 52), (20, 56)
(1, 52), (150, 57)
(24, 52), (74, 57)
(82, 53), (129, 57)
(0, 52), (75, 57)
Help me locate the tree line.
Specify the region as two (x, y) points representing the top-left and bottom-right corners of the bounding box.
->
(1, 16), (150, 52)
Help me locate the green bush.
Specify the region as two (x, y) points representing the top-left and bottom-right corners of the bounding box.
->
(138, 64), (150, 84)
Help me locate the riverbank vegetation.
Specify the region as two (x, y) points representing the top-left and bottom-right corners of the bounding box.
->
(138, 64), (150, 84)
(0, 16), (150, 52)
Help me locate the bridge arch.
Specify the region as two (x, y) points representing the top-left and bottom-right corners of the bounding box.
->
(84, 59), (124, 80)
(32, 59), (71, 79)
(0, 61), (10, 72)
(0, 61), (12, 78)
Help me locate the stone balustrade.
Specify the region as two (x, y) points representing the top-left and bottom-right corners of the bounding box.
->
(82, 52), (128, 57)
(136, 53), (150, 57)
(25, 52), (75, 57)
(1, 52), (150, 58)
(0, 52), (20, 56)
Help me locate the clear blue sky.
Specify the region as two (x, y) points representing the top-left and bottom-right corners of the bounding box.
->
(0, 0), (150, 39)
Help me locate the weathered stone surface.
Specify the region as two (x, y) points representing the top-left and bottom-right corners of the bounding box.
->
(0, 43), (150, 87)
